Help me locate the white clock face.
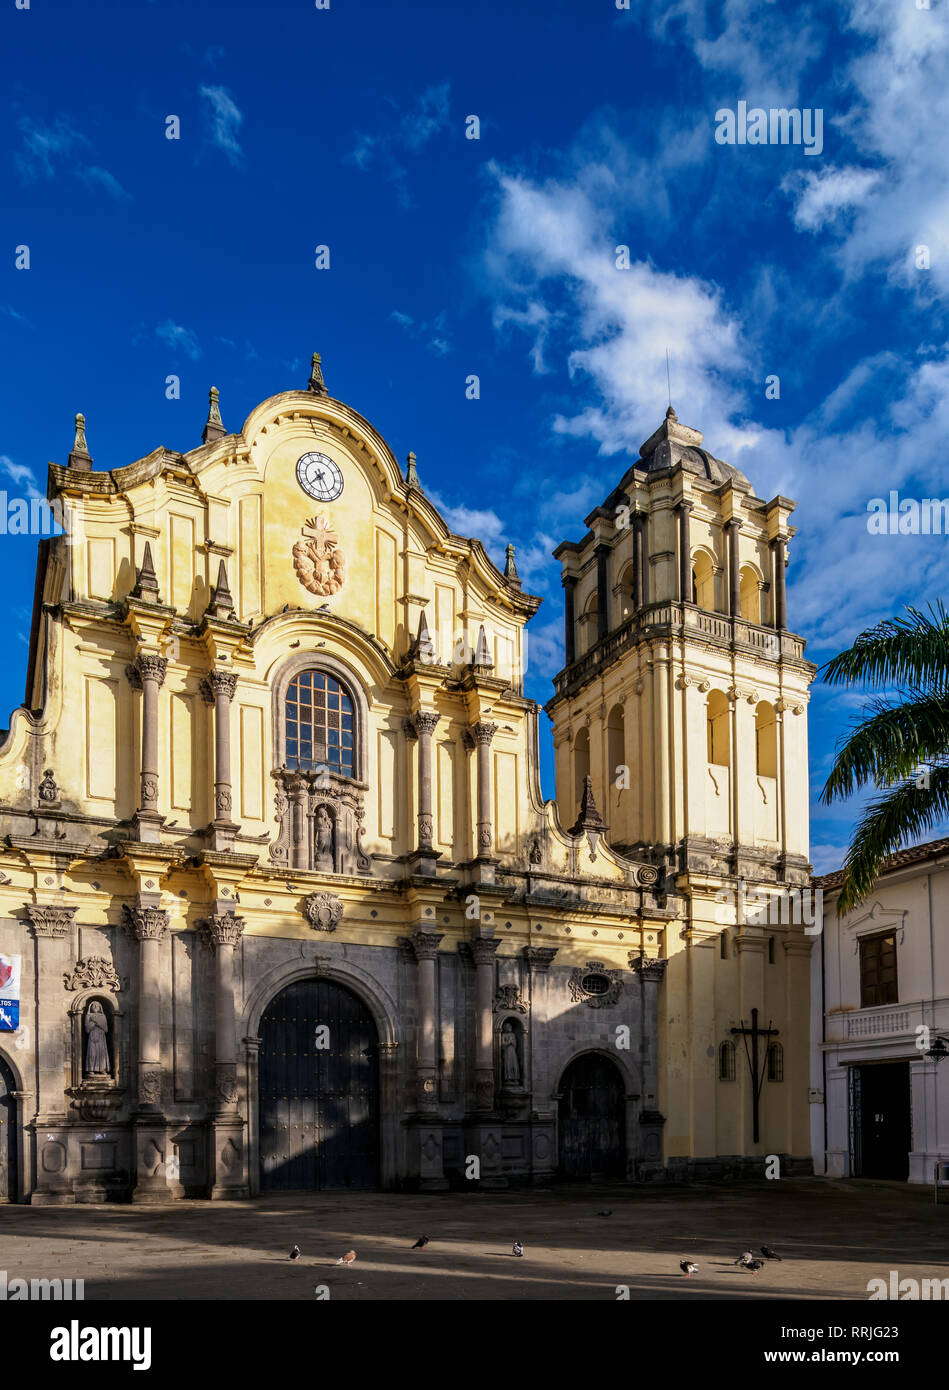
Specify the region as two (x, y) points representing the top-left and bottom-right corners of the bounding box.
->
(296, 452), (343, 502)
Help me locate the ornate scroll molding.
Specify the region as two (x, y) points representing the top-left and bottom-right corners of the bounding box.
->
(568, 962), (624, 1008)
(494, 984), (528, 1014)
(523, 945), (558, 971)
(674, 673), (711, 692)
(63, 956), (121, 991)
(727, 685), (759, 706)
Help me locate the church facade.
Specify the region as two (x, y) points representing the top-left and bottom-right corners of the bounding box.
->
(0, 361), (814, 1203)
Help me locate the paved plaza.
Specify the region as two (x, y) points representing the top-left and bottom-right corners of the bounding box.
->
(1, 1177), (947, 1300)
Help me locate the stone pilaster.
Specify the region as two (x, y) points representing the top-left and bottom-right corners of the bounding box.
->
(563, 575), (577, 666)
(123, 903), (175, 1203)
(771, 535), (787, 630)
(678, 500), (693, 604)
(27, 905), (78, 1205)
(630, 952), (667, 1175)
(205, 911), (248, 1199)
(200, 669), (239, 851)
(410, 929), (446, 1190)
(726, 518), (741, 616)
(127, 654), (168, 843)
(471, 935), (499, 1113)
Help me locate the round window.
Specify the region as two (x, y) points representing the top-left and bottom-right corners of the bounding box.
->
(581, 973), (610, 996)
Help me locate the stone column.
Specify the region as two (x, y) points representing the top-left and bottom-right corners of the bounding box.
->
(201, 669), (238, 850)
(471, 936), (499, 1112)
(26, 905), (77, 1205)
(771, 536), (787, 630)
(524, 945), (559, 1185)
(123, 903), (175, 1203)
(206, 912), (248, 1199)
(288, 773), (309, 870)
(412, 710), (440, 876)
(595, 544), (610, 641)
(563, 576), (577, 665)
(411, 930), (443, 1111)
(678, 501), (693, 604)
(726, 518), (741, 617)
(632, 512), (644, 611)
(472, 722), (498, 861)
(127, 654), (167, 843)
(630, 953), (668, 1177)
(411, 930), (446, 1190)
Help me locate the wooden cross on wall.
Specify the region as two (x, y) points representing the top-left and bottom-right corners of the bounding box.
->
(730, 1007), (779, 1144)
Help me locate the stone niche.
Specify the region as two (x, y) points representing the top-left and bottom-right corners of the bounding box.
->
(269, 768), (372, 874)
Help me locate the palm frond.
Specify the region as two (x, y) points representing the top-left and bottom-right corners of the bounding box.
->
(820, 692), (949, 804)
(834, 766), (949, 914)
(821, 602), (949, 690)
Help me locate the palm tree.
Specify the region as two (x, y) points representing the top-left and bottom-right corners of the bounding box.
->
(820, 603), (949, 914)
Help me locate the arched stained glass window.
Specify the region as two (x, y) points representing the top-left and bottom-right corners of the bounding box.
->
(285, 670), (354, 777)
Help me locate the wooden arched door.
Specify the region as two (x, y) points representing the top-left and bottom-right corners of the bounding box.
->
(258, 978), (379, 1191)
(558, 1053), (626, 1180)
(0, 1055), (18, 1201)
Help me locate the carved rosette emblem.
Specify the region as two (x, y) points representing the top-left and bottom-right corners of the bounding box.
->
(303, 891), (344, 933)
(293, 514), (345, 596)
(568, 962), (624, 1009)
(64, 956), (121, 992)
(637, 866), (660, 887)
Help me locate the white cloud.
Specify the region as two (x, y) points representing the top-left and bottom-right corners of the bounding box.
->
(77, 164), (131, 201)
(348, 83), (450, 207)
(15, 116), (129, 199)
(0, 455), (42, 500)
(200, 85), (244, 167)
(156, 320), (202, 359)
(784, 164), (883, 232)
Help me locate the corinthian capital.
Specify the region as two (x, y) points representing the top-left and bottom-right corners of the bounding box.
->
(472, 721), (498, 747)
(26, 904), (78, 938)
(470, 935), (500, 965)
(136, 654), (168, 687)
(410, 929), (444, 962)
(122, 905), (169, 941)
(201, 669), (238, 703)
(204, 912), (245, 948)
(413, 710), (440, 739)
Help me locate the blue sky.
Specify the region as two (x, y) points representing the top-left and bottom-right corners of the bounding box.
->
(3, 0), (949, 870)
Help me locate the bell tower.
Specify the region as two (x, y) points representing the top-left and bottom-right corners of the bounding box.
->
(547, 406), (816, 1173)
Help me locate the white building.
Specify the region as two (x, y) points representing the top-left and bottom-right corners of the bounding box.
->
(811, 839), (949, 1183)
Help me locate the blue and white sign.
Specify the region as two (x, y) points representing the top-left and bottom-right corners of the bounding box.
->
(0, 953), (21, 1031)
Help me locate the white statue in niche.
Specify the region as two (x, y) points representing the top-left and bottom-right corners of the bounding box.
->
(84, 1000), (111, 1077)
(314, 805), (335, 871)
(500, 1020), (522, 1087)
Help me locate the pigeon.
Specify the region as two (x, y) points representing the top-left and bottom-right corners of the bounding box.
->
(746, 1259), (765, 1271)
(411, 1236), (430, 1249)
(512, 1242), (524, 1257)
(761, 1246), (782, 1261)
(597, 1210), (613, 1217)
(289, 1245), (301, 1261)
(335, 1250), (357, 1266)
(680, 1260), (699, 1278)
(734, 1250), (757, 1267)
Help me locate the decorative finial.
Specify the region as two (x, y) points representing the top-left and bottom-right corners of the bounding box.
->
(665, 404), (678, 422)
(131, 541), (160, 602)
(206, 558), (235, 619)
(411, 608), (436, 664)
(405, 451), (420, 490)
(570, 774), (607, 837)
(68, 412), (93, 470)
(504, 542), (521, 589)
(308, 352), (328, 396)
(202, 386), (226, 445)
(473, 623), (494, 672)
